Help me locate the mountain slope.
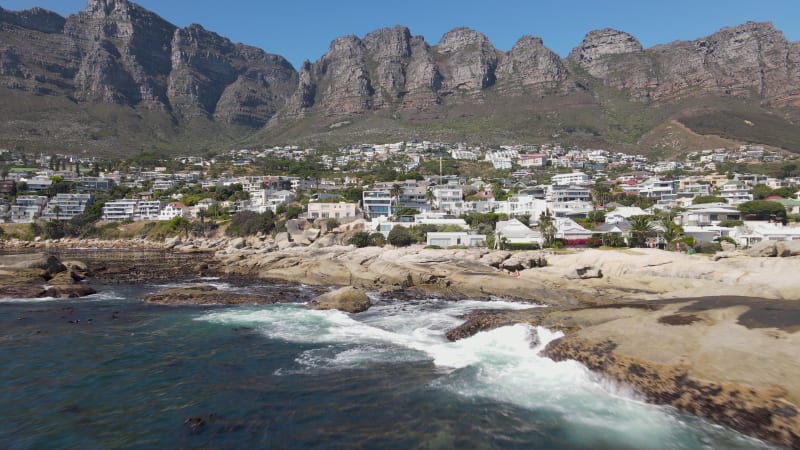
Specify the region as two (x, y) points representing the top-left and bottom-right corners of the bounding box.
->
(0, 1), (798, 156)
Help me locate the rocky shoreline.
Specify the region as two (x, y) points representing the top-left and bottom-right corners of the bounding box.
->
(2, 235), (799, 447)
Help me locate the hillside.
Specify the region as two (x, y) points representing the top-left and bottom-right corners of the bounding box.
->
(0, 0), (798, 156)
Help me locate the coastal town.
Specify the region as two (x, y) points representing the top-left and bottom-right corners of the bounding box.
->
(1, 140), (798, 251)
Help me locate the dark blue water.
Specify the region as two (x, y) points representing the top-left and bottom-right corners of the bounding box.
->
(0, 282), (776, 449)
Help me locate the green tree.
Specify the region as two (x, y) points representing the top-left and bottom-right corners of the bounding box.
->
(52, 204), (63, 221)
(628, 215), (654, 248)
(737, 200), (787, 222)
(752, 184), (773, 200)
(692, 195), (727, 205)
(387, 226), (413, 247)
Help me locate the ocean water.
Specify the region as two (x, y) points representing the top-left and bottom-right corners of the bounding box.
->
(0, 281), (775, 449)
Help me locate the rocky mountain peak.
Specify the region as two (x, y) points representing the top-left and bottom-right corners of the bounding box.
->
(496, 35), (568, 92)
(435, 27), (498, 91)
(437, 27), (490, 53)
(568, 28), (642, 65)
(0, 6), (66, 33)
(363, 25), (411, 59)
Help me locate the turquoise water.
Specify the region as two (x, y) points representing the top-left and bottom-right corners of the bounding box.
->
(0, 282), (775, 449)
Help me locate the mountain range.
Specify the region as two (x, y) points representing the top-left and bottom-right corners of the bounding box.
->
(1, 0), (799, 157)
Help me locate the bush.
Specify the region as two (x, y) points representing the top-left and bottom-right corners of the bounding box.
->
(226, 210), (275, 237)
(695, 242), (723, 254)
(503, 242), (541, 251)
(387, 226), (413, 247)
(424, 245), (443, 249)
(348, 231), (372, 248)
(718, 219), (744, 228)
(369, 232), (385, 247)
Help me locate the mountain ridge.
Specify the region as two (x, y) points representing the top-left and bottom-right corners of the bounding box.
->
(0, 0), (798, 156)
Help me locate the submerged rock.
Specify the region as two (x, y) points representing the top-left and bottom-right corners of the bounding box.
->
(144, 285), (277, 306)
(307, 286), (371, 313)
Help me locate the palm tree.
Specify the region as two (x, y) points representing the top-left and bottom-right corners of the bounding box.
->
(52, 204), (62, 221)
(628, 214), (654, 248)
(390, 183), (404, 203)
(538, 210), (556, 248)
(660, 217), (684, 243)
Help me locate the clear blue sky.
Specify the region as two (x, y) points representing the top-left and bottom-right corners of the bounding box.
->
(3, 0), (799, 69)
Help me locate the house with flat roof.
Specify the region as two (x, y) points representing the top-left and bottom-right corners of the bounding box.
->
(426, 232), (486, 248)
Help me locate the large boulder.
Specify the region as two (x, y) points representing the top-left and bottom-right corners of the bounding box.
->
(745, 241), (778, 257)
(0, 253), (66, 276)
(776, 240), (800, 257)
(308, 286), (372, 313)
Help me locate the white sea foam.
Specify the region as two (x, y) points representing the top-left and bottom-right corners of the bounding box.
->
(197, 298), (773, 449)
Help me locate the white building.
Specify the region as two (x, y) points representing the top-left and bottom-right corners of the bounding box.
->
(158, 202), (187, 221)
(136, 201), (163, 221)
(433, 186), (463, 211)
(362, 190), (392, 219)
(730, 222), (800, 247)
(495, 219), (543, 248)
(41, 193), (93, 220)
(719, 181), (752, 204)
(426, 232), (486, 248)
(10, 195), (47, 223)
(102, 199), (137, 221)
(497, 194), (548, 220)
(551, 172), (589, 186)
(307, 202), (359, 220)
(517, 154), (547, 168)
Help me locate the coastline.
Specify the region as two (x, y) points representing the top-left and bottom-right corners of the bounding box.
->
(2, 237), (799, 447)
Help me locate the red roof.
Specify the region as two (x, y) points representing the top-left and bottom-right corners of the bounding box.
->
(766, 195), (785, 200)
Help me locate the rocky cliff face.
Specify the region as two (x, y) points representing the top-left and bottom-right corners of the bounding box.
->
(0, 1), (798, 151)
(496, 35), (569, 95)
(0, 0), (296, 127)
(568, 22), (800, 104)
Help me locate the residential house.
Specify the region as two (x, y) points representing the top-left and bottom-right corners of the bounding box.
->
(498, 194), (548, 220)
(307, 202), (360, 221)
(719, 181), (752, 204)
(362, 190), (392, 219)
(776, 199), (800, 216)
(677, 203), (741, 226)
(551, 172), (589, 186)
(495, 219), (543, 248)
(25, 176), (52, 192)
(79, 177), (115, 192)
(158, 202), (187, 221)
(555, 218), (593, 246)
(41, 193), (93, 220)
(102, 199), (137, 221)
(414, 212), (469, 230)
(517, 154), (547, 168)
(432, 186), (463, 211)
(135, 201), (163, 221)
(426, 232), (486, 248)
(10, 195), (47, 223)
(605, 206), (647, 224)
(730, 222), (800, 247)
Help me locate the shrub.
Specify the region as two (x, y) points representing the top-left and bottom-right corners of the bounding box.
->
(387, 226), (413, 247)
(503, 242), (541, 251)
(718, 219), (744, 228)
(424, 245), (443, 249)
(349, 231), (372, 248)
(226, 210), (275, 237)
(369, 232), (385, 247)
